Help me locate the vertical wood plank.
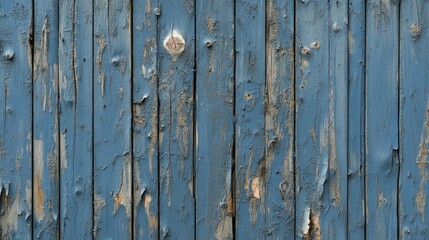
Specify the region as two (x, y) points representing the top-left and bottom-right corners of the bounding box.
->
(324, 0), (348, 239)
(93, 0), (132, 238)
(132, 0), (159, 239)
(235, 0), (266, 238)
(347, 0), (366, 238)
(366, 1), (399, 239)
(158, 0), (195, 239)
(58, 0), (93, 238)
(295, 1), (348, 238)
(195, 0), (234, 239)
(399, 1), (429, 238)
(33, 0), (60, 238)
(0, 0), (33, 238)
(265, 0), (295, 238)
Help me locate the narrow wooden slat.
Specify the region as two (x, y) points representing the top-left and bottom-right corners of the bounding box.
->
(322, 0), (348, 238)
(195, 0), (234, 239)
(93, 0), (132, 238)
(58, 0), (93, 238)
(235, 0), (266, 238)
(132, 0), (159, 239)
(265, 0), (295, 238)
(295, 1), (330, 238)
(347, 0), (366, 238)
(33, 0), (60, 238)
(0, 0), (33, 238)
(158, 1), (195, 238)
(399, 1), (429, 238)
(365, 1), (399, 239)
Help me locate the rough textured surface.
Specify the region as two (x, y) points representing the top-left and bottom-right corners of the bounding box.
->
(93, 0), (132, 238)
(59, 0), (93, 238)
(195, 0), (234, 239)
(158, 0), (195, 239)
(2, 1), (429, 239)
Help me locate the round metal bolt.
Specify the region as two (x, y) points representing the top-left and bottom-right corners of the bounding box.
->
(205, 40), (212, 48)
(112, 57), (120, 66)
(4, 49), (14, 60)
(333, 22), (340, 32)
(153, 7), (161, 16)
(311, 42), (319, 49)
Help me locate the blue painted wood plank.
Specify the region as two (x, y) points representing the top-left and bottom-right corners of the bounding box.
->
(347, 0), (366, 238)
(295, 2), (349, 238)
(158, 1), (195, 239)
(321, 0), (349, 239)
(58, 0), (93, 238)
(93, 0), (132, 238)
(195, 0), (234, 239)
(33, 0), (60, 238)
(0, 0), (33, 238)
(235, 0), (266, 238)
(132, 0), (159, 239)
(399, 1), (429, 238)
(265, 0), (295, 238)
(365, 1), (399, 239)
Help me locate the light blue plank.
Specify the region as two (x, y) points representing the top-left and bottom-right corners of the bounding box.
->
(132, 0), (159, 239)
(366, 1), (399, 239)
(347, 0), (366, 238)
(195, 0), (234, 239)
(235, 0), (266, 238)
(58, 0), (93, 238)
(321, 0), (348, 239)
(0, 0), (32, 238)
(33, 0), (60, 238)
(399, 1), (429, 238)
(158, 0), (195, 238)
(93, 0), (132, 238)
(265, 0), (295, 238)
(295, 1), (329, 238)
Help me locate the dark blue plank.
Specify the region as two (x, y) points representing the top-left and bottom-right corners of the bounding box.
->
(366, 0), (399, 239)
(0, 0), (33, 238)
(195, 0), (234, 239)
(265, 0), (295, 238)
(133, 0), (159, 239)
(33, 0), (60, 238)
(399, 0), (429, 239)
(235, 0), (266, 238)
(59, 0), (93, 238)
(93, 0), (132, 238)
(347, 0), (366, 238)
(158, 0), (195, 238)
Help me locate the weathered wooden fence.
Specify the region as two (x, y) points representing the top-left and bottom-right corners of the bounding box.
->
(0, 0), (428, 239)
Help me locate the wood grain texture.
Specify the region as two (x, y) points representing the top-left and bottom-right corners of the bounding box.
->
(399, 0), (429, 239)
(93, 0), (132, 238)
(347, 0), (366, 238)
(366, 0), (399, 239)
(195, 0), (234, 239)
(0, 0), (33, 239)
(158, 0), (195, 238)
(235, 0), (266, 238)
(59, 0), (93, 238)
(295, 1), (330, 238)
(265, 0), (295, 238)
(132, 0), (159, 239)
(33, 0), (60, 238)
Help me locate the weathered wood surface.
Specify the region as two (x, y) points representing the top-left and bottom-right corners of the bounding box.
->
(33, 0), (60, 238)
(93, 0), (132, 238)
(59, 0), (93, 238)
(1, 1), (429, 239)
(366, 0), (400, 239)
(195, 0), (234, 239)
(0, 0), (33, 239)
